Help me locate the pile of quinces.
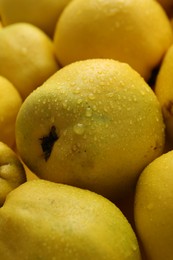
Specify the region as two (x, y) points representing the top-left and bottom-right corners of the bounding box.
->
(0, 0), (173, 259)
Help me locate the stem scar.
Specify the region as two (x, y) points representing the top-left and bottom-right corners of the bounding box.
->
(39, 126), (58, 161)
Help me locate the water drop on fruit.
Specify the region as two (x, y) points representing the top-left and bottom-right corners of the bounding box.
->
(85, 107), (92, 117)
(73, 123), (85, 135)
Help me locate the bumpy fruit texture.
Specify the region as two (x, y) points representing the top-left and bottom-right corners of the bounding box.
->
(0, 142), (26, 206)
(0, 179), (142, 260)
(134, 150), (173, 260)
(16, 59), (165, 202)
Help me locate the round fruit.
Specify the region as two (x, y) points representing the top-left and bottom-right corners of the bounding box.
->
(0, 0), (72, 37)
(134, 150), (173, 260)
(54, 0), (172, 80)
(0, 75), (22, 147)
(0, 142), (26, 206)
(0, 22), (59, 99)
(16, 59), (165, 202)
(0, 179), (142, 259)
(155, 44), (173, 148)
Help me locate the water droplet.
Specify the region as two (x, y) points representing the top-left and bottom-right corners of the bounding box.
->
(70, 82), (75, 87)
(140, 90), (146, 96)
(77, 98), (82, 104)
(73, 123), (85, 135)
(63, 100), (68, 109)
(50, 117), (55, 124)
(132, 244), (137, 252)
(72, 144), (78, 152)
(85, 107), (92, 117)
(92, 105), (97, 111)
(107, 92), (114, 98)
(88, 93), (95, 100)
(99, 81), (104, 86)
(133, 96), (137, 102)
(73, 87), (80, 94)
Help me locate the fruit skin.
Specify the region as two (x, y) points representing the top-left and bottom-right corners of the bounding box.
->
(54, 0), (173, 80)
(0, 142), (26, 206)
(16, 59), (165, 202)
(0, 179), (142, 260)
(134, 150), (173, 260)
(0, 22), (59, 100)
(0, 76), (22, 148)
(0, 0), (72, 37)
(155, 44), (173, 149)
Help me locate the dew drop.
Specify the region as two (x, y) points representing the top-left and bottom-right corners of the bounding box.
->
(77, 98), (82, 104)
(93, 105), (97, 111)
(129, 119), (133, 125)
(132, 244), (137, 252)
(73, 123), (85, 135)
(85, 107), (92, 117)
(63, 100), (68, 109)
(107, 92), (114, 98)
(50, 117), (55, 124)
(73, 87), (80, 94)
(88, 93), (95, 100)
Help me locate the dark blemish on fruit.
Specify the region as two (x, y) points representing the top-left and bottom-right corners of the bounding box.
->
(39, 126), (58, 161)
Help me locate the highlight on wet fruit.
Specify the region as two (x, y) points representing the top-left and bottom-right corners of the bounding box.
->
(15, 59), (165, 202)
(0, 0), (173, 259)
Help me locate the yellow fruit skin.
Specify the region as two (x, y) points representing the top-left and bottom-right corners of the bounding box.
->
(0, 179), (142, 260)
(0, 0), (72, 37)
(155, 44), (173, 149)
(16, 59), (165, 202)
(0, 76), (22, 147)
(0, 142), (26, 206)
(134, 150), (173, 260)
(54, 0), (173, 80)
(0, 23), (59, 99)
